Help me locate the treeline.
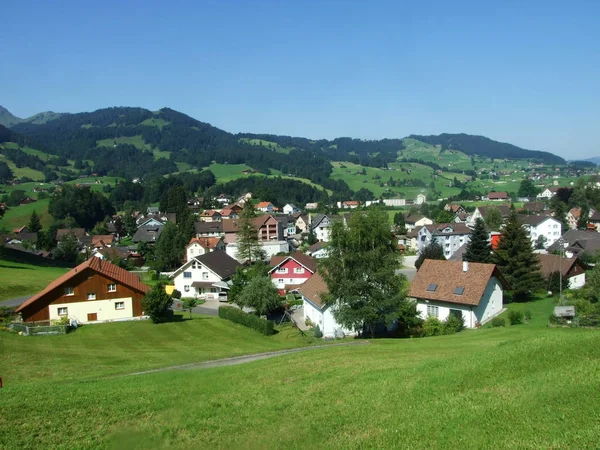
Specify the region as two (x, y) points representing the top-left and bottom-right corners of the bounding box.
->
(409, 133), (565, 165)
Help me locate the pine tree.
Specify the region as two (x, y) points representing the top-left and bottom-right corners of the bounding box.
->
(463, 218), (492, 263)
(236, 202), (265, 263)
(415, 241), (445, 270)
(493, 211), (543, 302)
(27, 210), (42, 233)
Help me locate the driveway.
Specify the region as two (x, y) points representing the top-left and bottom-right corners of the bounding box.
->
(171, 299), (222, 317)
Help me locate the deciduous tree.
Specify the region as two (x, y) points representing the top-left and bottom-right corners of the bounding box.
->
(142, 282), (173, 323)
(236, 275), (281, 316)
(415, 241), (445, 270)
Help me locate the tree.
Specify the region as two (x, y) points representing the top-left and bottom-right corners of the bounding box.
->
(547, 271), (570, 295)
(550, 196), (569, 230)
(181, 297), (198, 319)
(142, 282), (173, 323)
(584, 264), (600, 303)
(320, 209), (413, 338)
(535, 235), (547, 250)
(53, 233), (79, 263)
(306, 227), (317, 245)
(493, 211), (543, 302)
(0, 161), (13, 183)
(152, 222), (187, 271)
(484, 207), (503, 231)
(463, 218), (492, 263)
(415, 241), (445, 270)
(49, 185), (114, 230)
(518, 179), (539, 198)
(236, 202), (264, 263)
(27, 210), (42, 234)
(236, 275), (281, 316)
(435, 210), (454, 224)
(577, 205), (589, 230)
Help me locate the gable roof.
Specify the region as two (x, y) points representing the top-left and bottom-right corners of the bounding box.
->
(536, 254), (584, 279)
(422, 223), (472, 236)
(255, 201), (273, 209)
(15, 258), (150, 313)
(92, 235), (114, 247)
(187, 236), (223, 250)
(200, 210), (221, 217)
(307, 241), (327, 253)
(477, 205), (511, 219)
(56, 228), (86, 241)
(297, 272), (328, 309)
(195, 221), (223, 234)
(408, 260), (508, 306)
(268, 251), (317, 274)
(518, 214), (560, 227)
(132, 224), (164, 243)
(173, 250), (240, 280)
(488, 192), (509, 199)
(405, 214), (425, 224)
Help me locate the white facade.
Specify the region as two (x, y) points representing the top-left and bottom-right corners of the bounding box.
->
(537, 188), (555, 199)
(187, 242), (209, 261)
(309, 247), (329, 259)
(417, 226), (471, 259)
(415, 277), (504, 328)
(172, 259), (225, 300)
(568, 272), (586, 289)
(226, 240), (289, 262)
(415, 194), (427, 205)
(283, 204), (301, 215)
(303, 299), (356, 338)
(526, 217), (562, 249)
(50, 297), (134, 324)
(383, 199), (406, 207)
(405, 217), (433, 232)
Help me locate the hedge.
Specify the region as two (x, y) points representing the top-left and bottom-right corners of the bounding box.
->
(218, 306), (275, 336)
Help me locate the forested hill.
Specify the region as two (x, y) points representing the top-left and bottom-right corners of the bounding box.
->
(0, 106), (62, 128)
(409, 133), (565, 164)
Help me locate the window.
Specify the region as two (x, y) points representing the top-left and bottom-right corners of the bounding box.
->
(183, 271), (192, 278)
(107, 284), (116, 293)
(294, 267), (305, 274)
(427, 305), (439, 318)
(278, 279), (284, 284)
(210, 288), (217, 293)
(449, 309), (463, 320)
(115, 302), (125, 310)
(64, 287), (74, 296)
(57, 307), (68, 316)
(276, 267), (288, 274)
(453, 286), (465, 295)
(192, 261), (200, 269)
(202, 272), (209, 280)
(184, 285), (190, 292)
(87, 293), (96, 300)
(426, 283), (438, 292)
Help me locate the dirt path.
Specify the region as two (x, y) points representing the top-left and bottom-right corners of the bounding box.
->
(122, 341), (369, 377)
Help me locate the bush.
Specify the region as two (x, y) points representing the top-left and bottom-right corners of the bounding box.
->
(490, 317), (506, 327)
(218, 306), (275, 336)
(523, 310), (532, 321)
(172, 289), (182, 299)
(313, 324), (323, 338)
(305, 317), (313, 327)
(422, 317), (444, 337)
(508, 310), (524, 325)
(443, 314), (465, 334)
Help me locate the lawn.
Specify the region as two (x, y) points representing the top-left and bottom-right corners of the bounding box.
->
(0, 197), (52, 230)
(2, 296), (600, 448)
(0, 153), (45, 181)
(0, 259), (69, 302)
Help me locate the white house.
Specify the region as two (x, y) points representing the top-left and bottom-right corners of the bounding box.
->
(310, 214), (347, 242)
(298, 273), (356, 338)
(186, 237), (226, 262)
(537, 254), (587, 290)
(404, 214), (433, 232)
(306, 241), (329, 259)
(537, 188), (556, 199)
(255, 202), (275, 213)
(415, 194), (427, 205)
(519, 215), (562, 249)
(225, 240), (289, 262)
(171, 250), (240, 300)
(417, 223), (472, 259)
(408, 260), (508, 328)
(283, 204), (301, 215)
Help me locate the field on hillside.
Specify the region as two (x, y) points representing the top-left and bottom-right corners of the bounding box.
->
(2, 297), (600, 449)
(239, 137), (292, 153)
(0, 153), (45, 181)
(0, 197), (52, 229)
(0, 259), (69, 301)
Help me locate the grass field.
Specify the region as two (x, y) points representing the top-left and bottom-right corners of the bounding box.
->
(141, 117), (170, 129)
(0, 153), (45, 181)
(0, 259), (69, 301)
(2, 295), (600, 448)
(239, 137), (293, 154)
(96, 135), (154, 151)
(0, 197), (52, 230)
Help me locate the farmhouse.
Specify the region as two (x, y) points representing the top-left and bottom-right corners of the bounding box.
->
(15, 258), (150, 324)
(199, 210), (222, 222)
(269, 251), (317, 294)
(255, 201), (275, 213)
(186, 236), (226, 261)
(486, 192), (509, 201)
(172, 250), (240, 300)
(404, 214), (433, 232)
(409, 260), (508, 328)
(537, 254), (587, 290)
(298, 273), (356, 338)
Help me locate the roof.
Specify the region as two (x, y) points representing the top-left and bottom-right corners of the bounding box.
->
(92, 235), (114, 247)
(448, 243), (468, 261)
(408, 260), (508, 306)
(255, 201), (273, 208)
(269, 251), (317, 274)
(307, 241), (327, 253)
(188, 237), (223, 249)
(297, 273), (328, 309)
(405, 214), (425, 224)
(132, 224), (164, 243)
(488, 192), (509, 199)
(193, 250), (240, 279)
(56, 228), (86, 241)
(200, 210), (221, 217)
(195, 221), (223, 234)
(536, 254), (584, 278)
(477, 205), (511, 218)
(422, 223), (472, 236)
(16, 258), (150, 313)
(518, 214), (560, 227)
(524, 202), (547, 213)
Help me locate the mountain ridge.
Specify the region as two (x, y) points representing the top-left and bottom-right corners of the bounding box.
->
(0, 105), (62, 128)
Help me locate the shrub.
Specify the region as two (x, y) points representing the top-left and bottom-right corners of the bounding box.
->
(313, 324), (323, 338)
(172, 289), (182, 299)
(443, 314), (465, 334)
(523, 310), (532, 321)
(305, 317), (313, 327)
(491, 317), (506, 327)
(508, 310), (524, 325)
(422, 317), (444, 337)
(218, 306), (275, 336)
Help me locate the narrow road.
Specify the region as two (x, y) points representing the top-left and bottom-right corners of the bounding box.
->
(122, 341), (369, 377)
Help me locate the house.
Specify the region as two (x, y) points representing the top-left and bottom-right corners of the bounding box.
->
(221, 204), (241, 220)
(306, 241), (329, 259)
(273, 215), (297, 237)
(486, 192), (509, 201)
(404, 214), (433, 232)
(283, 204), (301, 215)
(417, 223), (472, 259)
(453, 212), (471, 224)
(195, 221), (224, 238)
(444, 204), (466, 215)
(91, 235), (114, 248)
(215, 194), (231, 205)
(12, 226), (29, 235)
(415, 194), (427, 205)
(523, 202), (548, 215)
(468, 205), (511, 228)
(340, 200), (360, 209)
(255, 201), (275, 213)
(171, 250), (240, 300)
(132, 224), (164, 244)
(92, 246), (131, 262)
(537, 188), (557, 199)
(222, 214), (288, 260)
(269, 251), (317, 294)
(310, 214), (345, 242)
(199, 210), (222, 223)
(547, 229), (600, 259)
(536, 254), (586, 290)
(298, 273), (356, 338)
(294, 214), (310, 233)
(15, 258), (150, 324)
(147, 206), (160, 215)
(408, 260), (508, 328)
(305, 202), (319, 210)
(56, 228), (87, 244)
(519, 215), (562, 249)
(186, 236), (226, 261)
(19, 197), (37, 205)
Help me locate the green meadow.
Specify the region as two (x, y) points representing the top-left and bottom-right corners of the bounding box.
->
(0, 259), (69, 301)
(0, 197), (52, 230)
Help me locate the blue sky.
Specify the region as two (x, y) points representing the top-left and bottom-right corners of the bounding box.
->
(3, 0), (599, 158)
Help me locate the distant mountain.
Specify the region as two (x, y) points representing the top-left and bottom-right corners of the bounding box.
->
(583, 157), (600, 165)
(409, 133), (565, 165)
(0, 105), (62, 128)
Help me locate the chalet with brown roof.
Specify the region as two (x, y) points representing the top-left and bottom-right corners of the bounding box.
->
(91, 235), (114, 249)
(199, 210), (222, 223)
(536, 254), (586, 290)
(220, 206), (240, 220)
(409, 260), (508, 328)
(268, 251), (317, 294)
(486, 192), (509, 201)
(15, 258), (150, 324)
(186, 236), (226, 261)
(56, 228), (87, 243)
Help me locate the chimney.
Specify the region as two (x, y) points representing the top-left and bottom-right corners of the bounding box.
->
(463, 260), (468, 272)
(308, 214), (312, 226)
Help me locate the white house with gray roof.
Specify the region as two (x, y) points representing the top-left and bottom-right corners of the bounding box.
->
(417, 223), (472, 259)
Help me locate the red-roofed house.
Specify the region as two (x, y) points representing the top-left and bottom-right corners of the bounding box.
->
(255, 202), (275, 213)
(269, 251), (317, 294)
(199, 210), (222, 223)
(15, 258), (150, 324)
(186, 237), (226, 261)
